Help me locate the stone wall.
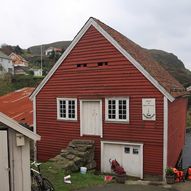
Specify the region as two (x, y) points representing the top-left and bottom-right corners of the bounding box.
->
(50, 139), (96, 172)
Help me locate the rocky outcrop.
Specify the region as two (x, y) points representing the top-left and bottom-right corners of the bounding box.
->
(50, 139), (96, 172)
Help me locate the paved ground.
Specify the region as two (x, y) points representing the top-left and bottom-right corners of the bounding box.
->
(172, 181), (191, 191)
(76, 183), (177, 191)
(77, 181), (191, 191)
(182, 131), (191, 168)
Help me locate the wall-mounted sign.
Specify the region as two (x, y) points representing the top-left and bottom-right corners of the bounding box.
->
(142, 98), (156, 121)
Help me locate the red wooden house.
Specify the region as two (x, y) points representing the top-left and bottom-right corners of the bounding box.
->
(30, 17), (187, 179)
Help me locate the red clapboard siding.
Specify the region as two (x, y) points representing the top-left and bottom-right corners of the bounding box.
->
(36, 25), (164, 175)
(168, 98), (188, 167)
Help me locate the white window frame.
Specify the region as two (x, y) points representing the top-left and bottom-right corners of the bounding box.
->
(57, 98), (77, 121)
(105, 97), (129, 122)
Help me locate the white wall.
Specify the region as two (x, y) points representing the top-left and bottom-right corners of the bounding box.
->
(34, 69), (42, 76)
(9, 129), (31, 191)
(0, 57), (14, 74)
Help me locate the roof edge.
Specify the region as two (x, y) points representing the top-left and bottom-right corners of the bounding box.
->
(30, 17), (95, 100)
(91, 19), (175, 102)
(0, 112), (41, 141)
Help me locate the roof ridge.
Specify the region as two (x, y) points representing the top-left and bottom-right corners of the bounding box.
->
(93, 18), (185, 97)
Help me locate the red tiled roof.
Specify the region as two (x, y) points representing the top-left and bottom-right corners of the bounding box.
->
(93, 18), (186, 97)
(0, 87), (34, 126)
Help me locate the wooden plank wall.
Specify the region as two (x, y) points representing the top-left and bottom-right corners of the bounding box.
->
(36, 25), (164, 175)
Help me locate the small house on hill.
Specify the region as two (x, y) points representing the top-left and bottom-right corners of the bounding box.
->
(0, 51), (14, 75)
(9, 52), (29, 75)
(30, 17), (188, 179)
(9, 52), (28, 67)
(45, 47), (62, 56)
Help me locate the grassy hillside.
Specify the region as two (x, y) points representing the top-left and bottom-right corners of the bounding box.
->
(149, 49), (191, 87)
(27, 41), (191, 87)
(28, 41), (71, 55)
(1, 41), (191, 90)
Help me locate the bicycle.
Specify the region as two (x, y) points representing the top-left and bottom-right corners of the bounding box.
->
(31, 161), (54, 191)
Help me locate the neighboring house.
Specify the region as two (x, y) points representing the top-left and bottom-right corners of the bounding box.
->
(14, 65), (29, 75)
(0, 51), (14, 75)
(9, 52), (29, 67)
(45, 47), (62, 56)
(0, 112), (40, 191)
(30, 18), (188, 179)
(187, 86), (191, 92)
(0, 87), (34, 126)
(33, 69), (43, 77)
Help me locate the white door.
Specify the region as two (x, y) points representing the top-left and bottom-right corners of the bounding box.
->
(0, 130), (10, 191)
(81, 100), (102, 136)
(102, 142), (143, 178)
(102, 144), (122, 173)
(122, 145), (142, 177)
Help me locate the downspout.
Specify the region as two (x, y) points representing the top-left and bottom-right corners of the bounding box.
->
(163, 96), (168, 180)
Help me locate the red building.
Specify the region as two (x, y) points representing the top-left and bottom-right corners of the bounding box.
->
(30, 18), (187, 179)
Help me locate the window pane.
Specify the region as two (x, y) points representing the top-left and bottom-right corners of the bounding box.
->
(124, 147), (130, 154)
(68, 100), (75, 119)
(59, 100), (66, 118)
(133, 148), (139, 154)
(118, 99), (127, 120)
(108, 99), (116, 119)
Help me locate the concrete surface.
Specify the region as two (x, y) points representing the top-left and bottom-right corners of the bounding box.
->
(172, 181), (191, 191)
(77, 180), (191, 191)
(76, 183), (177, 191)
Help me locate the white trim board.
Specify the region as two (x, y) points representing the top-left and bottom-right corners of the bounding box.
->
(30, 17), (175, 102)
(0, 112), (41, 141)
(163, 96), (168, 180)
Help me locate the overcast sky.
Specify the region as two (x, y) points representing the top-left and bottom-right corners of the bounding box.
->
(0, 0), (191, 70)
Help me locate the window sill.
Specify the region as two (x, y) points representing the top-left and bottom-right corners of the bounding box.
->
(105, 120), (130, 124)
(57, 118), (78, 122)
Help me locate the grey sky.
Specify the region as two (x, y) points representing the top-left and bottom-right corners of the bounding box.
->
(0, 0), (191, 70)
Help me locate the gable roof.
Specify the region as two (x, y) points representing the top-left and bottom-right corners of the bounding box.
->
(30, 17), (186, 102)
(9, 52), (28, 65)
(0, 112), (40, 141)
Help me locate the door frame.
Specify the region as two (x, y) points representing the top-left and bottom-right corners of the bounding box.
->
(0, 129), (11, 191)
(101, 140), (144, 179)
(80, 99), (103, 137)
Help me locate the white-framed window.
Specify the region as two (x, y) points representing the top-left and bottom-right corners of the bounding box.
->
(57, 98), (77, 120)
(105, 97), (129, 122)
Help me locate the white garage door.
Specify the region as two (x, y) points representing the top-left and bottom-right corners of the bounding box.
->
(101, 141), (143, 178)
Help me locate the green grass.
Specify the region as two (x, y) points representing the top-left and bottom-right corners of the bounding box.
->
(40, 161), (104, 191)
